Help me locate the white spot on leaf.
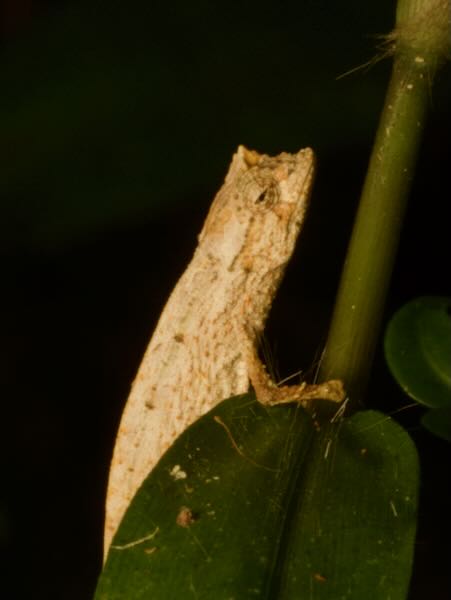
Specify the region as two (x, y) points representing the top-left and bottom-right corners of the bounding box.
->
(170, 464), (187, 480)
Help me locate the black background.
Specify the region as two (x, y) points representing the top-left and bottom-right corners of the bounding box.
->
(1, 1), (450, 598)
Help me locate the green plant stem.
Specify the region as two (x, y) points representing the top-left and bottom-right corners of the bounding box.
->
(319, 0), (450, 404)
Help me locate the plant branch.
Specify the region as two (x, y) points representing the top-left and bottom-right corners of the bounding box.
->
(319, 0), (450, 404)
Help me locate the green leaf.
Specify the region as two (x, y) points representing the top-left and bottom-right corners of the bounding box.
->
(384, 296), (451, 441)
(278, 411), (418, 598)
(385, 296), (451, 407)
(420, 405), (451, 443)
(95, 395), (418, 599)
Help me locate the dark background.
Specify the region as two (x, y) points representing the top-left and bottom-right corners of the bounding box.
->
(1, 1), (450, 598)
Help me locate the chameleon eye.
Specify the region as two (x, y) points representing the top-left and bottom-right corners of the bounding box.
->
(254, 185), (277, 205)
(255, 189), (269, 203)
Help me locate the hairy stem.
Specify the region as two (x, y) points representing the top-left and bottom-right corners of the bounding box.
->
(319, 0), (450, 404)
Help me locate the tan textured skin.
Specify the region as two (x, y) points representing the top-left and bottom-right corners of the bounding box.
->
(104, 146), (344, 554)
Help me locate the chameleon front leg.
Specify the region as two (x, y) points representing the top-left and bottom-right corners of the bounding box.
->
(242, 326), (345, 407)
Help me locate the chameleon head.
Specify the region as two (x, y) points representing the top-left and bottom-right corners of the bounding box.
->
(198, 145), (315, 282)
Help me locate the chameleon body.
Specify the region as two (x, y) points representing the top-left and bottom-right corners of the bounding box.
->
(104, 146), (344, 553)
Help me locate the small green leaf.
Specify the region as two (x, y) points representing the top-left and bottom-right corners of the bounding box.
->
(95, 395), (418, 599)
(384, 296), (451, 408)
(384, 296), (451, 441)
(420, 405), (451, 442)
